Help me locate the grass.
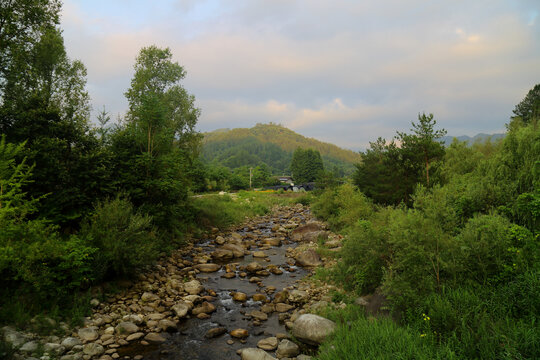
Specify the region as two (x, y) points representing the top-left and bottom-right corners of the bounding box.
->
(192, 190), (305, 230)
(313, 305), (457, 360)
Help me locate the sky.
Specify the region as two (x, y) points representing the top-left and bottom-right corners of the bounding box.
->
(61, 0), (540, 151)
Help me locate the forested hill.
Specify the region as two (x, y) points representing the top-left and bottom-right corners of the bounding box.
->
(201, 123), (362, 175)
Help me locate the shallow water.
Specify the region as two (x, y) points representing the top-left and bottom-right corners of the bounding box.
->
(119, 213), (309, 360)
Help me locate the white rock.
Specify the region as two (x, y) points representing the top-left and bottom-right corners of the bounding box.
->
(292, 314), (336, 345)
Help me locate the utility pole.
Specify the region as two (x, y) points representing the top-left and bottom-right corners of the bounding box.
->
(249, 167), (253, 189)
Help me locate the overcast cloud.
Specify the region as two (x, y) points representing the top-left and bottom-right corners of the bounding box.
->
(61, 0), (540, 150)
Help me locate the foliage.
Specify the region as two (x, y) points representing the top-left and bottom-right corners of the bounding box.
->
(80, 196), (158, 280)
(290, 147), (324, 183)
(513, 83), (540, 125)
(353, 113), (446, 205)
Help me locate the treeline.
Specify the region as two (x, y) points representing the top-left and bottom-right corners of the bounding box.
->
(312, 90), (539, 358)
(0, 1), (202, 316)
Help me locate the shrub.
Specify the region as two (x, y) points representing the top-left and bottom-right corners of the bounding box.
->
(81, 195), (158, 280)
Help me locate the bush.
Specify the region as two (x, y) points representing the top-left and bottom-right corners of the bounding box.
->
(81, 195), (158, 280)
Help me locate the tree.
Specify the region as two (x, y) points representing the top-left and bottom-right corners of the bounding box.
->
(513, 84), (540, 125)
(115, 45), (201, 237)
(290, 148), (324, 183)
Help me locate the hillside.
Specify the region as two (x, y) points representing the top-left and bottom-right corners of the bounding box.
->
(202, 123), (361, 175)
(441, 133), (506, 146)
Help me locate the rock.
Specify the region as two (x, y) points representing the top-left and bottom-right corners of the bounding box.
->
(60, 354), (83, 360)
(20, 340), (39, 353)
(44, 343), (66, 356)
(83, 343), (104, 357)
(261, 303), (275, 313)
(252, 251), (267, 258)
(115, 321), (139, 335)
(232, 292), (248, 302)
(141, 292), (160, 302)
(239, 348), (277, 360)
(184, 280), (204, 295)
(290, 222), (326, 242)
(123, 314), (144, 325)
(252, 293), (267, 302)
(222, 243), (245, 257)
(288, 289), (309, 303)
(262, 238), (281, 246)
(295, 249), (322, 267)
(61, 337), (81, 350)
(297, 355), (312, 360)
(144, 332), (166, 344)
(257, 337), (278, 351)
(195, 263), (221, 273)
(77, 327), (99, 341)
(276, 339), (299, 358)
(90, 298), (100, 307)
(215, 236), (225, 245)
(126, 332), (145, 342)
(292, 314), (336, 345)
(230, 328), (249, 339)
(158, 319), (177, 332)
(192, 301), (216, 315)
(246, 262), (263, 273)
(211, 249), (234, 260)
(273, 290), (288, 303)
(147, 313), (166, 321)
(4, 329), (30, 349)
(205, 327), (227, 338)
(275, 303), (294, 312)
(230, 232), (243, 244)
(250, 310), (268, 321)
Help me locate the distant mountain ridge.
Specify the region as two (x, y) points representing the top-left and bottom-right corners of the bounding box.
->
(441, 133), (506, 146)
(202, 123), (361, 175)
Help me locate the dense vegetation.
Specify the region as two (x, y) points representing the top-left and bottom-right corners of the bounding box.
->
(201, 123), (360, 176)
(311, 94), (539, 359)
(0, 0), (207, 322)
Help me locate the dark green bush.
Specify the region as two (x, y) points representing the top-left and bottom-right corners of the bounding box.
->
(81, 195), (158, 280)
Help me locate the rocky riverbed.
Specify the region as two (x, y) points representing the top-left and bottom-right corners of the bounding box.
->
(3, 204), (347, 360)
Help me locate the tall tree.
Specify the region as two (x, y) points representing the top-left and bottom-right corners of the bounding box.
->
(513, 84), (540, 125)
(290, 148), (324, 183)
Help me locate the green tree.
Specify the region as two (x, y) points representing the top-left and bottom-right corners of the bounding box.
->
(513, 84), (540, 125)
(115, 45), (201, 237)
(290, 148), (324, 183)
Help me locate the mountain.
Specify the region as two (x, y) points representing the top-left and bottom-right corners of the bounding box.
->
(201, 123), (361, 176)
(441, 133), (506, 146)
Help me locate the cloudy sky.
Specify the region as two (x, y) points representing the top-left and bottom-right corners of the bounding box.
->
(61, 0), (540, 151)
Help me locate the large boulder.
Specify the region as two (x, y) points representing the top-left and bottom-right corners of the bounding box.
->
(295, 249), (322, 267)
(292, 314), (336, 345)
(115, 321), (139, 335)
(172, 302), (191, 318)
(290, 222), (327, 243)
(222, 243), (245, 257)
(195, 263), (221, 273)
(211, 248), (234, 261)
(239, 348), (277, 360)
(276, 339), (299, 358)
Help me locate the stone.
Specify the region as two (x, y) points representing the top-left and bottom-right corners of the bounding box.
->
(292, 314), (336, 345)
(275, 303), (294, 312)
(192, 301), (216, 315)
(184, 280), (204, 295)
(211, 249), (234, 260)
(144, 332), (166, 344)
(252, 294), (267, 302)
(77, 327), (99, 341)
(297, 355), (312, 360)
(44, 343), (66, 356)
(239, 348), (277, 360)
(273, 290), (289, 303)
(276, 339), (299, 358)
(257, 337), (278, 351)
(195, 263), (221, 273)
(205, 327), (227, 338)
(83, 343), (104, 357)
(141, 292), (160, 302)
(252, 251), (267, 258)
(222, 243), (245, 257)
(60, 354), (83, 360)
(246, 262), (263, 273)
(215, 236), (225, 245)
(123, 314), (144, 325)
(290, 222), (326, 243)
(295, 249), (322, 267)
(115, 321), (139, 335)
(230, 328), (249, 339)
(90, 298), (100, 307)
(158, 319), (177, 332)
(232, 292), (248, 302)
(20, 341), (39, 353)
(288, 290), (309, 303)
(147, 313), (166, 321)
(262, 238), (281, 246)
(250, 310), (268, 321)
(61, 337), (81, 350)
(261, 303), (274, 313)
(126, 332), (145, 342)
